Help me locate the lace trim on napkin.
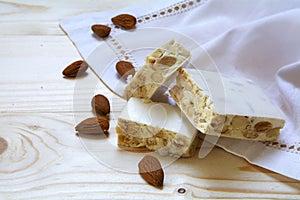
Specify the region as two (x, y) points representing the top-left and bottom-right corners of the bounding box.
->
(105, 0), (208, 63)
(110, 0), (206, 29)
(263, 141), (300, 154)
(135, 0), (206, 25)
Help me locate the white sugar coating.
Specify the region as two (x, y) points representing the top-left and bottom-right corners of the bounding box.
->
(185, 69), (286, 119)
(119, 98), (197, 137)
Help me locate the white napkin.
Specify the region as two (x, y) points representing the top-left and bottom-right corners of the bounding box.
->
(60, 0), (300, 180)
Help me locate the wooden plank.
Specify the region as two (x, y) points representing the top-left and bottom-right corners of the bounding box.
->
(0, 0), (151, 22)
(0, 114), (299, 200)
(0, 36), (79, 57)
(0, 0), (151, 36)
(0, 22), (63, 35)
(0, 35), (115, 113)
(0, 71), (118, 113)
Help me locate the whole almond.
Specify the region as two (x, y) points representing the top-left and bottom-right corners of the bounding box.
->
(138, 155), (164, 188)
(62, 60), (88, 77)
(0, 137), (8, 155)
(91, 24), (111, 38)
(75, 116), (109, 136)
(91, 94), (110, 116)
(111, 14), (136, 29)
(116, 60), (135, 78)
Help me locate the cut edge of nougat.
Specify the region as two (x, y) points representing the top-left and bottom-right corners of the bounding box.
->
(169, 67), (285, 142)
(116, 122), (200, 158)
(123, 40), (190, 100)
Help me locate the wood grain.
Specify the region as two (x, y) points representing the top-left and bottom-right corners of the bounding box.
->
(0, 0), (300, 199)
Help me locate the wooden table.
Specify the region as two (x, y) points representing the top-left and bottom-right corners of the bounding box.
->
(1, 1), (299, 199)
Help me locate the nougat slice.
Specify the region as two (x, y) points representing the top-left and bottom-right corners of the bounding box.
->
(169, 68), (286, 141)
(116, 97), (199, 157)
(123, 40), (190, 100)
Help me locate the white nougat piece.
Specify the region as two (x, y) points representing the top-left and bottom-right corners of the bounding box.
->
(123, 40), (190, 100)
(116, 98), (199, 157)
(169, 68), (286, 141)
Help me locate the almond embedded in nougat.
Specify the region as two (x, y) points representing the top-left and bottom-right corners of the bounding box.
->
(62, 60), (88, 78)
(75, 116), (109, 136)
(138, 155), (164, 188)
(158, 56), (177, 66)
(111, 14), (136, 29)
(91, 94), (110, 116)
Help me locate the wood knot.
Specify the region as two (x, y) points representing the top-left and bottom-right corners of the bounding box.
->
(0, 137), (8, 155)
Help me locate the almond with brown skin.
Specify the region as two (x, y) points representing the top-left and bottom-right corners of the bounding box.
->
(116, 60), (135, 78)
(91, 24), (111, 38)
(91, 94), (110, 116)
(0, 137), (8, 155)
(75, 116), (109, 136)
(111, 14), (137, 29)
(62, 60), (88, 78)
(138, 155), (164, 188)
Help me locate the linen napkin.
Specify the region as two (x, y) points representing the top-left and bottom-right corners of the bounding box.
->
(60, 0), (300, 180)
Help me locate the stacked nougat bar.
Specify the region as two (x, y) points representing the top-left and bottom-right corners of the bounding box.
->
(169, 68), (285, 141)
(116, 40), (286, 157)
(116, 98), (199, 157)
(123, 40), (190, 100)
